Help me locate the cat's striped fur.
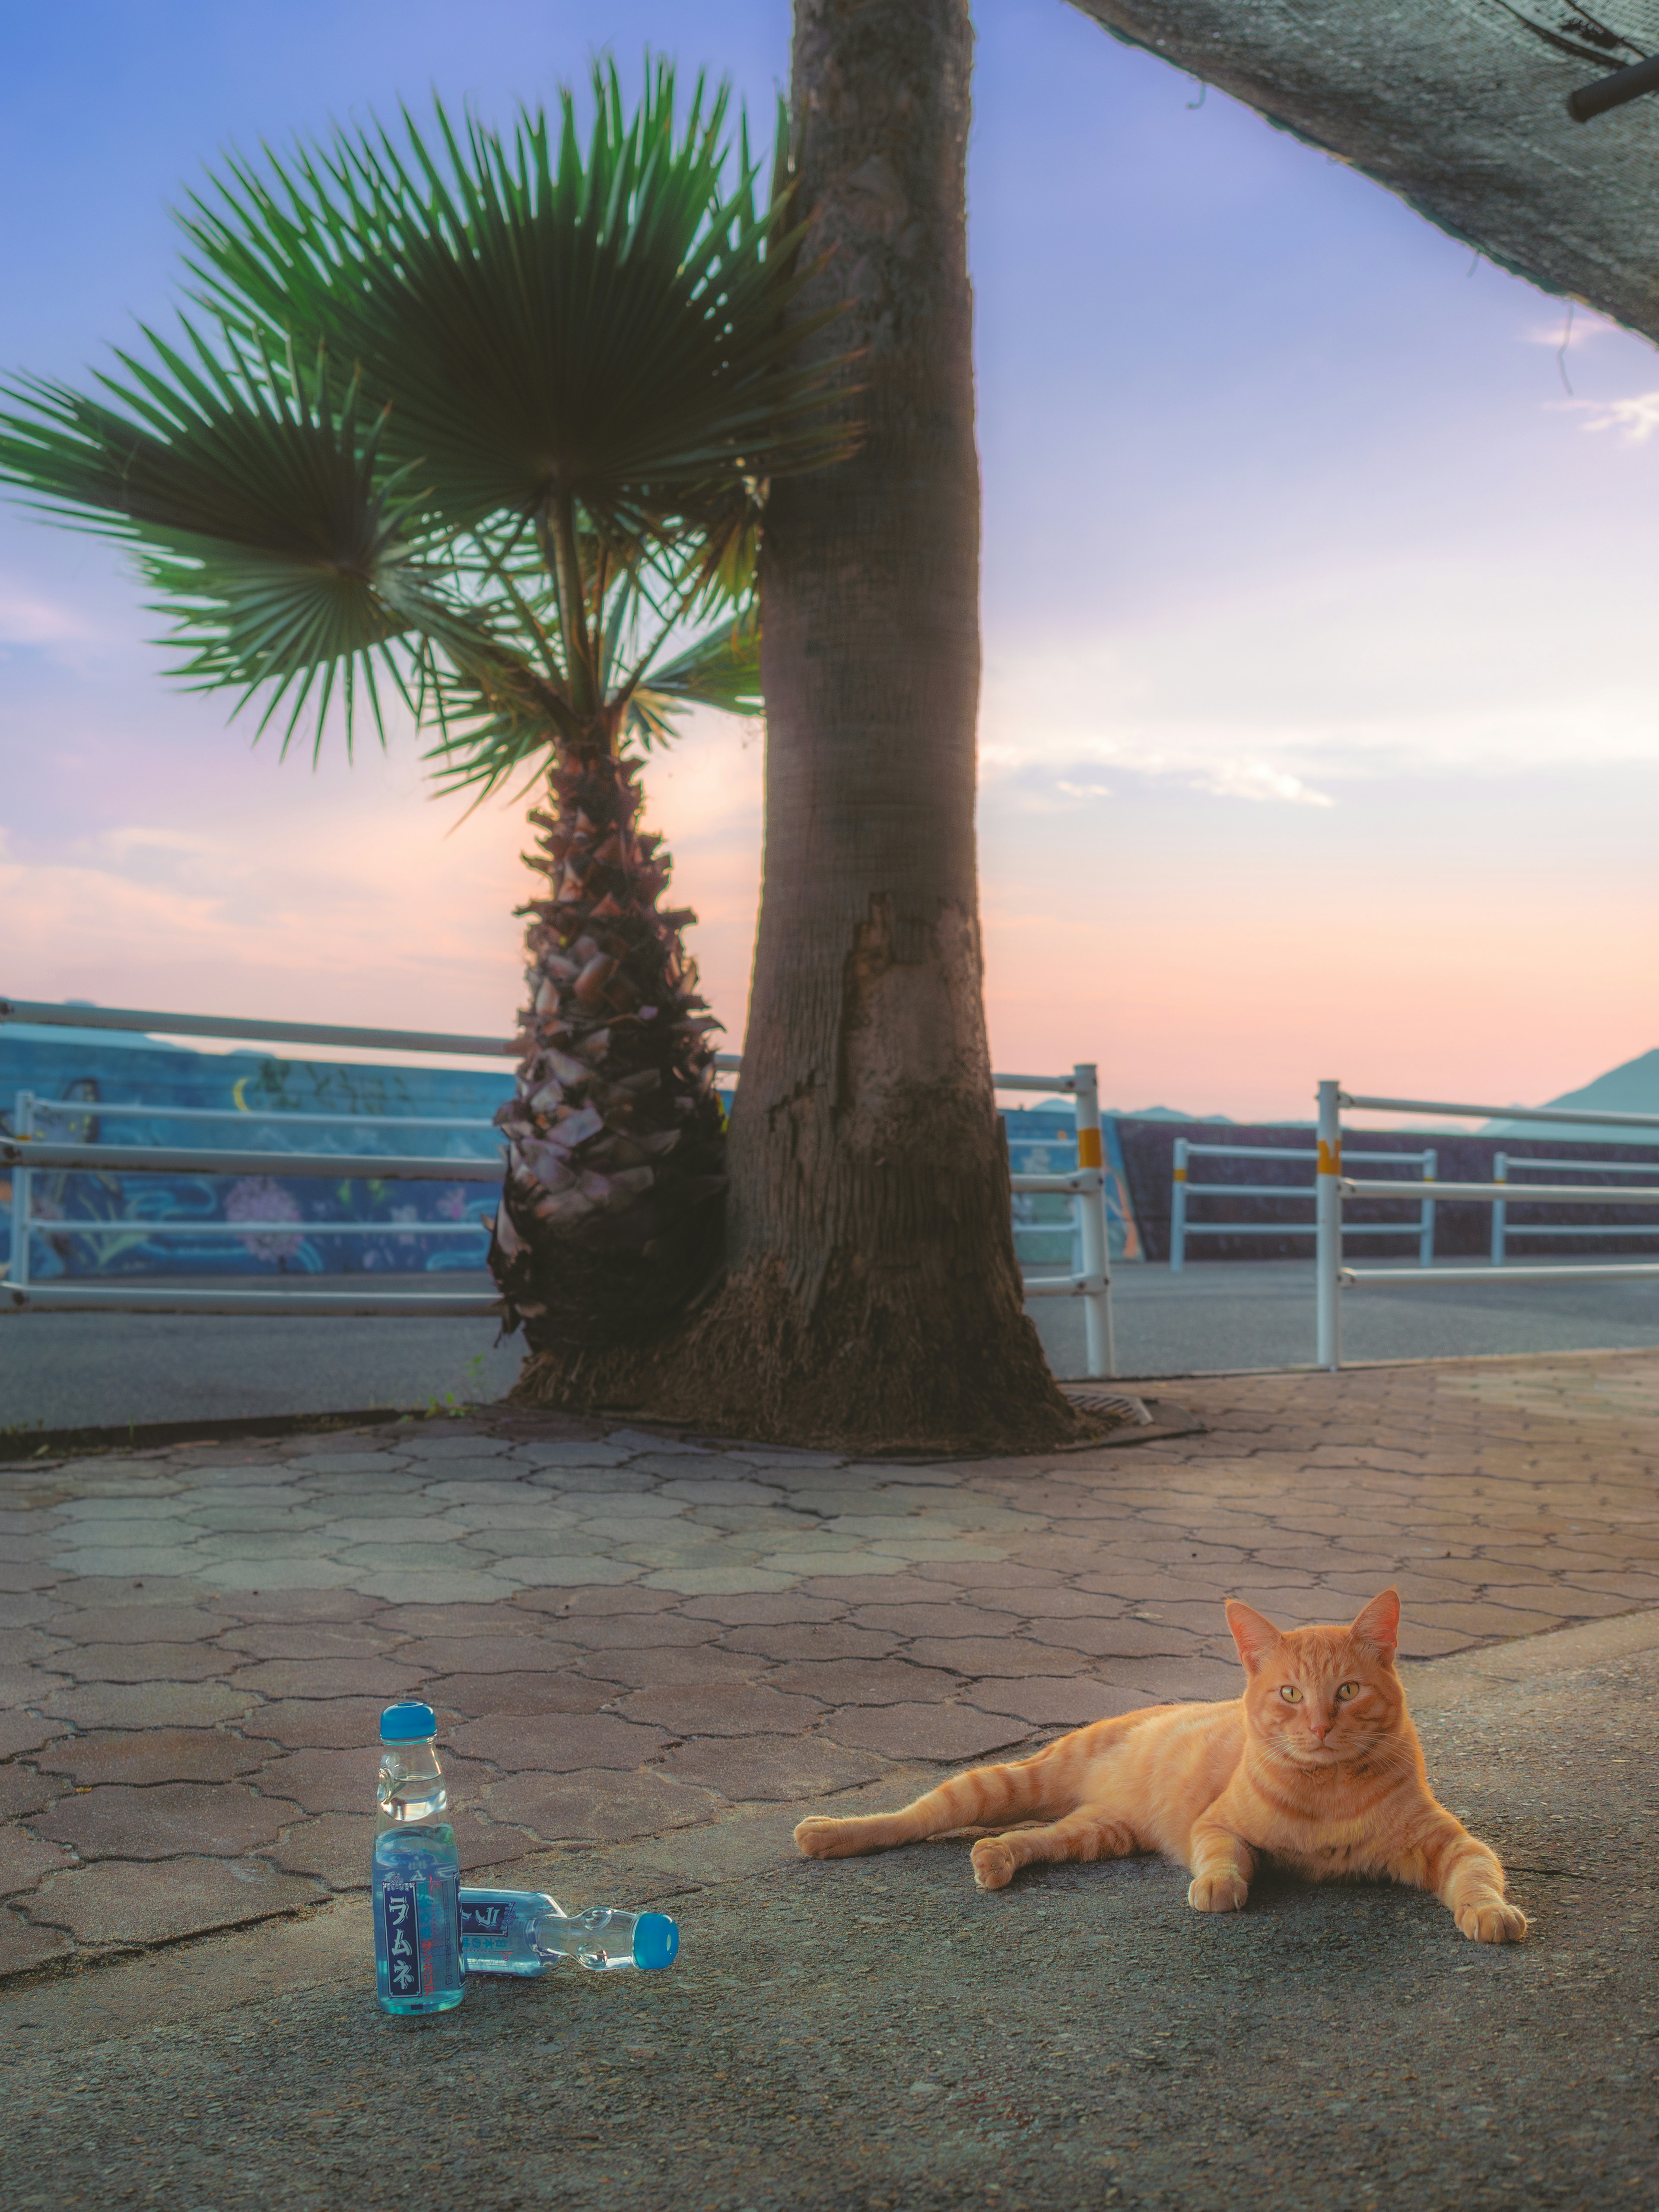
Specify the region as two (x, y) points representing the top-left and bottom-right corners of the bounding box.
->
(795, 1587), (1527, 1942)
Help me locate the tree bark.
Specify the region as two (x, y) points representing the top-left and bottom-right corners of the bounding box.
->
(514, 0), (1087, 1452)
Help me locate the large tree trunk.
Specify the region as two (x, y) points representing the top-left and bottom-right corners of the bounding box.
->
(515, 0), (1087, 1452)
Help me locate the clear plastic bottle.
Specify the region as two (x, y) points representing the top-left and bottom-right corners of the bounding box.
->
(372, 1701), (464, 2016)
(458, 1886), (680, 1976)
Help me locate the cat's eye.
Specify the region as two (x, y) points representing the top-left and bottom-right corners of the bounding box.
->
(1278, 1685), (1302, 1703)
(1336, 1681), (1360, 1701)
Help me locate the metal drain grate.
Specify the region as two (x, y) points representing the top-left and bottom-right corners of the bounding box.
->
(1062, 1388), (1154, 1428)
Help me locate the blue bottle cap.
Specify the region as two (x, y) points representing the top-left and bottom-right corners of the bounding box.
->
(632, 1912), (679, 1971)
(380, 1701), (437, 1742)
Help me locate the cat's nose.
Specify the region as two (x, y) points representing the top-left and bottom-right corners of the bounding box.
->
(1308, 1718), (1330, 1741)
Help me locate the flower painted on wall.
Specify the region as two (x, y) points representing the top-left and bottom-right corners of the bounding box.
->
(225, 1175), (304, 1263)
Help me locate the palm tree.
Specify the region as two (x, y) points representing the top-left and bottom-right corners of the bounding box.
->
(0, 62), (851, 1358)
(513, 0), (1090, 1452)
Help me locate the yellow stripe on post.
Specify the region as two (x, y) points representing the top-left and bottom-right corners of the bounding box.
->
(1317, 1138), (1342, 1175)
(1077, 1129), (1103, 1169)
(1172, 1166), (1186, 1181)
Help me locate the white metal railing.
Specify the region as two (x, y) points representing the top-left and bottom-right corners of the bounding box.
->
(1169, 1137), (1437, 1271)
(718, 1050), (1115, 1378)
(3, 1001), (1115, 1376)
(1314, 1080), (1659, 1369)
(1491, 1151), (1659, 1264)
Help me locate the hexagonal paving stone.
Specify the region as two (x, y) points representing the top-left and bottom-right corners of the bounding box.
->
(215, 1622), (399, 1661)
(480, 1558), (638, 1591)
(766, 1659), (960, 1706)
(218, 1588), (383, 1622)
(962, 1587), (1126, 1621)
(429, 1672), (622, 1719)
(656, 1735), (889, 1803)
(225, 1657), (423, 1700)
(395, 1634), (571, 1676)
(37, 1728), (273, 1787)
(0, 1595), (63, 1628)
(824, 1704), (1035, 1763)
(0, 1765), (67, 1819)
(0, 1909), (73, 1977)
(675, 1594), (849, 1628)
(0, 1661), (72, 1706)
(268, 1809), (533, 1890)
(0, 1567), (66, 1594)
(480, 1767), (719, 1845)
(716, 1628), (898, 1663)
(57, 1643), (233, 1685)
(23, 1855), (318, 1943)
(347, 1571), (523, 1605)
(613, 1684), (826, 1737)
(1099, 1657), (1243, 1701)
(265, 1810), (378, 1888)
(252, 1749), (493, 1816)
(582, 1645), (769, 1691)
(1027, 1618), (1201, 1660)
(961, 1677), (1141, 1727)
(842, 1603), (1012, 1640)
(238, 1697), (419, 1750)
(531, 1612), (716, 1651)
(370, 1603), (524, 1635)
(899, 1637), (1096, 1679)
(915, 1561), (1065, 1591)
(0, 1712), (70, 1758)
(514, 1585), (683, 1619)
(448, 1712), (668, 1772)
(0, 1827), (74, 1897)
(45, 1603), (231, 1644)
(32, 1782), (300, 1859)
(796, 1575), (941, 1606)
(284, 1452), (413, 1474)
(40, 1682), (258, 1730)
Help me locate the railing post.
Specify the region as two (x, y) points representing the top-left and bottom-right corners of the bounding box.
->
(1420, 1147), (1437, 1269)
(1316, 1079), (1342, 1371)
(9, 1092), (33, 1292)
(1072, 1061), (1115, 1380)
(1170, 1138), (1189, 1273)
(1492, 1152), (1507, 1266)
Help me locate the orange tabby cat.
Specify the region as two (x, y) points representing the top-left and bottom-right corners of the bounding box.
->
(795, 1587), (1526, 1942)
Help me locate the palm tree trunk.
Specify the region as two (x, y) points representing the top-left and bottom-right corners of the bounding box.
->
(493, 729), (727, 1356)
(515, 0), (1085, 1452)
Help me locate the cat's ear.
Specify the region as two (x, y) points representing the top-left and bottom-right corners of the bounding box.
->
(1350, 1587), (1400, 1658)
(1225, 1599), (1282, 1673)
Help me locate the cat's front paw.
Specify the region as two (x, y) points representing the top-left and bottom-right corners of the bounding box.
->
(1456, 1897), (1528, 1943)
(970, 1838), (1015, 1890)
(1187, 1870), (1249, 1914)
(795, 1816), (858, 1859)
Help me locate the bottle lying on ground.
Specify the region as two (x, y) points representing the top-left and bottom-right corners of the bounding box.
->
(458, 1887), (680, 1976)
(373, 1700), (464, 2016)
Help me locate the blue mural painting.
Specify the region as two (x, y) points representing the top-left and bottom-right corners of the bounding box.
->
(0, 1023), (511, 1282)
(1003, 1104), (1143, 1266)
(0, 1025), (1144, 1282)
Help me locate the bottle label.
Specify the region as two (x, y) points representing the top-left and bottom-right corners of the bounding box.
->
(458, 1899), (507, 1937)
(381, 1878), (423, 1999)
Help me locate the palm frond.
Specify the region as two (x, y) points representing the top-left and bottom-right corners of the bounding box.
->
(625, 607), (762, 746)
(178, 61), (858, 537)
(0, 330), (456, 751)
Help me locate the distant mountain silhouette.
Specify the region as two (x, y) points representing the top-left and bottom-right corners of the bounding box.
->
(1112, 1105), (1235, 1123)
(1483, 1049), (1659, 1141)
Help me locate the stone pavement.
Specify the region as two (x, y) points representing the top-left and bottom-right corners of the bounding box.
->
(2, 1346), (1658, 1975)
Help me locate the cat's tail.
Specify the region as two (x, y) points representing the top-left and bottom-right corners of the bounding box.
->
(795, 1753), (1070, 1860)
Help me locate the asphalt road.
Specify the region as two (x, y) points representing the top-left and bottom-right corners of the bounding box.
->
(0, 1623), (1653, 2211)
(5, 1260), (1659, 1435)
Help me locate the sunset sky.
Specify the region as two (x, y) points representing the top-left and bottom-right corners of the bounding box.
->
(4, 0), (1657, 1121)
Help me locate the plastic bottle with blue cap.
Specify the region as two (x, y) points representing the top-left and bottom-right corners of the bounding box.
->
(373, 1701), (464, 2015)
(458, 1886), (680, 1976)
